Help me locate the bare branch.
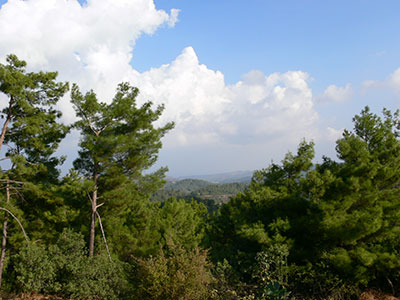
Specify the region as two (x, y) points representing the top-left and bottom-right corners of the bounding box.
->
(96, 202), (104, 209)
(0, 179), (26, 185)
(87, 191), (94, 204)
(95, 211), (112, 262)
(0, 207), (29, 243)
(73, 102), (103, 137)
(88, 121), (100, 136)
(387, 277), (395, 295)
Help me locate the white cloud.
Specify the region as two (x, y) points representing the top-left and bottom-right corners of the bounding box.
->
(226, 70), (317, 144)
(362, 80), (378, 89)
(130, 47), (231, 146)
(0, 0), (178, 84)
(317, 84), (352, 103)
(167, 8), (180, 27)
(326, 127), (343, 142)
(362, 68), (400, 93)
(131, 51), (319, 147)
(388, 68), (400, 92)
(0, 0), (323, 173)
(0, 0), (180, 122)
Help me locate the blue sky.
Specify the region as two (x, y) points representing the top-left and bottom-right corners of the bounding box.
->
(133, 0), (400, 135)
(0, 0), (400, 176)
(136, 1), (400, 85)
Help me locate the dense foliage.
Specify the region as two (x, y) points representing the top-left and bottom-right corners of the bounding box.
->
(208, 107), (400, 299)
(0, 55), (399, 300)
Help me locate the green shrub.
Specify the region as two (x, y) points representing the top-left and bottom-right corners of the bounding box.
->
(134, 240), (213, 300)
(247, 244), (291, 300)
(65, 254), (128, 300)
(14, 242), (59, 293)
(209, 259), (243, 300)
(13, 228), (129, 299)
(287, 263), (360, 300)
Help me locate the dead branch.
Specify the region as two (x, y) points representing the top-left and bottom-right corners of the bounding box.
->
(0, 179), (26, 185)
(0, 207), (29, 242)
(95, 211), (112, 262)
(387, 277), (395, 295)
(87, 191), (93, 204)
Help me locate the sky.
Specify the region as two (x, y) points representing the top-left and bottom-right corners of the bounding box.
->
(0, 0), (400, 177)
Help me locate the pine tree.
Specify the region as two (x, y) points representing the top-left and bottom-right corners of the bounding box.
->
(320, 107), (400, 287)
(71, 82), (173, 257)
(208, 140), (323, 272)
(0, 54), (69, 287)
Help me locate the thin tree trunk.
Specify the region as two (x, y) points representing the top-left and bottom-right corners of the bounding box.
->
(96, 211), (112, 262)
(0, 97), (13, 153)
(0, 180), (10, 287)
(89, 164), (98, 257)
(0, 98), (14, 284)
(89, 193), (96, 257)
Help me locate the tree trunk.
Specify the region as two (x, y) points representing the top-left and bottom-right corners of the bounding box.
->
(0, 97), (13, 153)
(96, 211), (112, 262)
(89, 189), (97, 257)
(89, 164), (98, 257)
(0, 180), (10, 287)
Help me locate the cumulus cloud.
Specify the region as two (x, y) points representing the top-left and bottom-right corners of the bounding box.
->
(226, 70), (317, 144)
(317, 84), (352, 103)
(0, 0), (323, 173)
(388, 68), (400, 92)
(0, 0), (181, 122)
(0, 0), (178, 90)
(0, 0), (320, 147)
(362, 68), (400, 93)
(130, 47), (231, 146)
(132, 52), (319, 147)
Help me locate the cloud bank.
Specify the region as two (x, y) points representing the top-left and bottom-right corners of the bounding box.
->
(132, 49), (318, 148)
(0, 0), (339, 174)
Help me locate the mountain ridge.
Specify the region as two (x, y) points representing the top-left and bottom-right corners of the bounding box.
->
(167, 170), (253, 184)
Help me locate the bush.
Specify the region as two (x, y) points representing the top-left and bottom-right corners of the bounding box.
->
(134, 240), (213, 300)
(14, 242), (59, 294)
(247, 245), (291, 300)
(209, 259), (243, 300)
(13, 228), (129, 299)
(288, 263), (359, 300)
(65, 254), (128, 300)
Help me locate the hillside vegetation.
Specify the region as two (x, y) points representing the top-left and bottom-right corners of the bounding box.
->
(151, 179), (249, 209)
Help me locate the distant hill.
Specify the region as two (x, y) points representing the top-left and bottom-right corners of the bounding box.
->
(163, 178), (214, 194)
(178, 170), (253, 184)
(151, 178), (250, 211)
